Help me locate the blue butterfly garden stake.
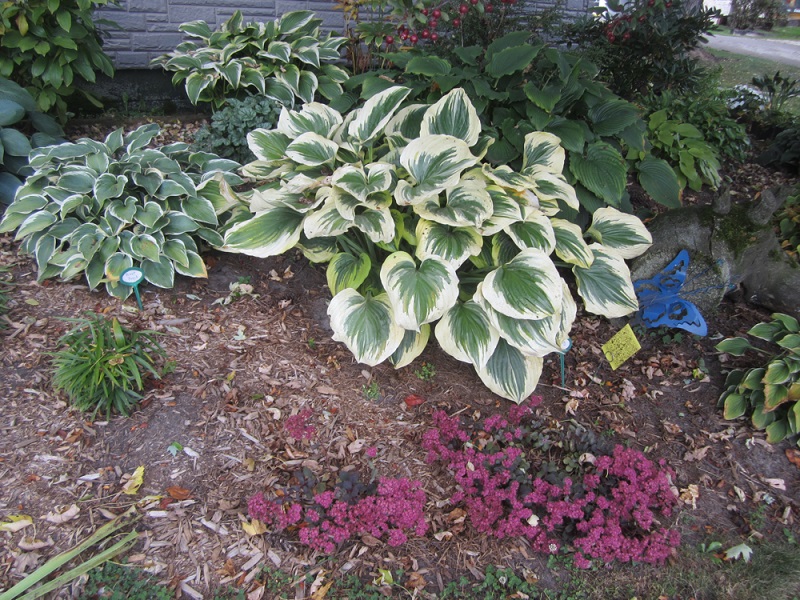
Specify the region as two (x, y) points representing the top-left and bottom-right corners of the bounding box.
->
(633, 250), (710, 336)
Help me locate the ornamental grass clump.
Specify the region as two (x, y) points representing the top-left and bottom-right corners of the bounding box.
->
(222, 85), (652, 403)
(422, 399), (680, 567)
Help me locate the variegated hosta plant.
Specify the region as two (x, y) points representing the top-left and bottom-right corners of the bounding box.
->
(222, 87), (652, 403)
(0, 124), (243, 299)
(153, 10), (348, 110)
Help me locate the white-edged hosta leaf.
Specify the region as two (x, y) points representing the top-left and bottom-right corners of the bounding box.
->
(104, 252), (133, 282)
(331, 163), (394, 202)
(479, 186), (525, 236)
(94, 173), (127, 203)
(353, 205), (395, 244)
(528, 167), (579, 212)
(247, 129), (290, 163)
(586, 206), (652, 259)
(421, 88), (481, 147)
(389, 324), (431, 369)
(134, 201), (164, 228)
(174, 249), (207, 278)
(15, 211), (57, 240)
(482, 164), (532, 192)
(250, 185), (325, 214)
(396, 135), (478, 205)
(384, 104), (428, 142)
(415, 219), (482, 269)
(328, 289), (405, 366)
(163, 238), (190, 267)
(475, 338), (543, 403)
(276, 102), (343, 139)
(556, 281), (577, 349)
(492, 231), (521, 266)
(285, 132), (338, 166)
(521, 132), (565, 175)
(551, 218), (594, 268)
(348, 86), (411, 145)
(481, 298), (562, 357)
(142, 255), (175, 288)
(297, 235), (338, 263)
(506, 210), (555, 254)
(303, 196), (353, 239)
(482, 248), (562, 320)
(414, 178), (492, 228)
(327, 252), (371, 295)
(435, 300), (498, 367)
(223, 206), (305, 258)
(380, 252), (459, 331)
(131, 234), (160, 263)
(182, 196), (218, 225)
(573, 243), (638, 318)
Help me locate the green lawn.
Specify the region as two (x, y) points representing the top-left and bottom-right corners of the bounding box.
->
(712, 24), (800, 40)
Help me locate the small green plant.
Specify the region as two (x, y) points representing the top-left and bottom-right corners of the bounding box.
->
(363, 380), (380, 401)
(0, 0), (117, 120)
(78, 561), (172, 600)
(751, 72), (800, 116)
(773, 188), (800, 259)
(0, 123), (244, 299)
(193, 95), (283, 164)
(414, 361), (436, 381)
(51, 313), (168, 418)
(716, 312), (800, 446)
(154, 10), (348, 109)
(758, 126), (800, 174)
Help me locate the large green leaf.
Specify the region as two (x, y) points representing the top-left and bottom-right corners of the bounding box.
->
(421, 88), (481, 147)
(380, 252), (459, 330)
(569, 142), (627, 206)
(765, 419), (788, 443)
(328, 289), (405, 366)
(573, 244), (638, 318)
(415, 220), (482, 269)
(406, 55), (451, 77)
(763, 360), (791, 385)
(389, 325), (431, 369)
(550, 218), (593, 268)
(142, 255), (175, 288)
(395, 135), (478, 205)
(347, 86), (411, 146)
(481, 248), (562, 320)
(15, 210), (56, 240)
(588, 99), (641, 137)
(223, 206), (305, 257)
(485, 44), (541, 79)
(248, 129), (291, 163)
(586, 207), (652, 259)
(0, 99), (26, 126)
(475, 338), (543, 403)
(327, 252), (371, 295)
(435, 300), (499, 368)
(723, 392), (747, 420)
(636, 157), (681, 209)
(715, 337), (753, 356)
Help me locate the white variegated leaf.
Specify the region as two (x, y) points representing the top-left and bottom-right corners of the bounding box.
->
(328, 289), (405, 366)
(283, 172), (323, 194)
(550, 218), (594, 268)
(482, 248), (562, 320)
(474, 338), (543, 403)
(297, 235), (338, 263)
(586, 206), (652, 259)
(276, 102), (343, 139)
(521, 131), (565, 175)
(348, 86), (411, 145)
(421, 88), (481, 147)
(303, 196), (353, 239)
(573, 243), (639, 318)
(250, 185), (326, 214)
(327, 252), (371, 295)
(247, 129), (291, 163)
(396, 135), (478, 205)
(384, 104), (428, 142)
(556, 281), (577, 350)
(415, 219), (482, 269)
(479, 186), (526, 236)
(414, 178), (492, 228)
(285, 132), (338, 166)
(332, 162), (395, 202)
(354, 205), (395, 244)
(380, 252), (459, 331)
(482, 164), (532, 192)
(506, 210), (555, 254)
(389, 324), (431, 369)
(528, 167), (579, 212)
(435, 300), (499, 367)
(222, 206), (305, 258)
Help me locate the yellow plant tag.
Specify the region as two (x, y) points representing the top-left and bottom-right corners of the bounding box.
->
(602, 324), (641, 370)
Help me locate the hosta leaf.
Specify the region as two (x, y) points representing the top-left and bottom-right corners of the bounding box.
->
(263, 78), (295, 107)
(528, 169), (579, 213)
(551, 218), (593, 268)
(636, 157), (681, 209)
(481, 248), (562, 320)
(297, 235), (338, 263)
(163, 239), (189, 268)
(385, 104), (427, 142)
(405, 55), (451, 77)
(328, 289), (405, 366)
(162, 212), (198, 235)
(278, 10), (316, 34)
(182, 196), (217, 225)
(348, 86), (411, 146)
(715, 337), (753, 356)
(303, 196), (353, 239)
(14, 210), (56, 240)
(506, 211), (555, 254)
(223, 206), (305, 258)
(134, 202), (164, 229)
(173, 250), (207, 278)
(104, 252), (133, 283)
(354, 206), (395, 244)
(142, 255), (175, 288)
(435, 299), (499, 368)
(389, 325), (431, 369)
(247, 129), (290, 163)
(573, 244), (638, 318)
(586, 207), (652, 259)
(764, 360), (791, 385)
(285, 132), (338, 166)
(380, 252), (459, 330)
(475, 338), (543, 403)
(741, 367), (766, 390)
(765, 419), (788, 443)
(396, 135), (478, 204)
(332, 163), (394, 202)
(751, 402), (775, 429)
(723, 392), (747, 420)
(480, 186), (525, 236)
(772, 312), (799, 332)
(485, 44), (541, 79)
(276, 102), (343, 139)
(58, 172), (94, 194)
(415, 220), (482, 269)
(421, 88), (481, 147)
(588, 99), (641, 137)
(327, 252), (371, 295)
(131, 234), (160, 263)
(569, 142), (627, 206)
(94, 173), (127, 203)
(521, 132), (565, 175)
(482, 165), (533, 192)
(414, 178), (492, 228)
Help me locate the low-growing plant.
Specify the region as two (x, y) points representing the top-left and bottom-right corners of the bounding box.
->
(415, 360), (436, 381)
(51, 313), (168, 417)
(363, 380), (381, 401)
(717, 312), (800, 446)
(222, 86), (652, 402)
(758, 126), (800, 174)
(774, 188), (800, 259)
(0, 0), (117, 120)
(0, 123), (244, 299)
(154, 10), (348, 110)
(193, 95), (283, 164)
(78, 562), (173, 600)
(644, 109), (722, 191)
(423, 399), (681, 567)
(750, 72), (800, 116)
(0, 77), (65, 204)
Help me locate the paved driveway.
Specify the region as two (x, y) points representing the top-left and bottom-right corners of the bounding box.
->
(704, 34), (800, 68)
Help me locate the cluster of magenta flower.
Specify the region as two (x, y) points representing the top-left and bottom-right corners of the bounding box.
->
(421, 398), (681, 568)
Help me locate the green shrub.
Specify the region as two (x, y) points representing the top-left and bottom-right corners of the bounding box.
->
(758, 126), (800, 174)
(0, 77), (65, 204)
(193, 95), (283, 164)
(0, 0), (116, 120)
(153, 10), (348, 110)
(774, 188), (800, 259)
(52, 313), (168, 417)
(564, 0), (719, 98)
(0, 123), (244, 299)
(717, 313), (800, 446)
(751, 72), (800, 116)
(729, 0), (787, 30)
(223, 86), (652, 402)
(645, 109), (722, 191)
(339, 33), (681, 215)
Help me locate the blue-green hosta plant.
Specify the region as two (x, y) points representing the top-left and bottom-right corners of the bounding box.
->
(154, 10), (348, 110)
(0, 123), (243, 299)
(222, 87), (652, 402)
(717, 313), (800, 447)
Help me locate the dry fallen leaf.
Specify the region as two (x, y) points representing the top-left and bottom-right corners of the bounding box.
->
(166, 486), (192, 500)
(763, 478), (786, 491)
(433, 531), (453, 541)
(18, 537), (54, 551)
(0, 515), (33, 533)
(404, 394), (425, 408)
(347, 439), (366, 454)
(683, 446), (710, 462)
(45, 504), (80, 524)
(663, 421), (682, 435)
(680, 485), (700, 509)
(242, 519), (267, 536)
(785, 448), (800, 469)
(406, 572), (427, 590)
(121, 466), (145, 495)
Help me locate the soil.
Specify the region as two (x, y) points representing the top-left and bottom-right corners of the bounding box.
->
(0, 117), (799, 599)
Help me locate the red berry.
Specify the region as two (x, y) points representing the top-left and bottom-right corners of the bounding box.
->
(648, 0), (655, 5)
(433, 8), (441, 17)
(421, 28), (430, 38)
(452, 17), (461, 25)
(639, 15), (646, 22)
(471, 0), (479, 4)
(485, 2), (493, 10)
(459, 3), (469, 14)
(385, 35), (394, 44)
(400, 31), (408, 39)
(607, 33), (615, 42)
(508, 0), (516, 4)
(429, 18), (438, 26)
(422, 8), (429, 15)
(665, 1), (672, 6)
(623, 32), (630, 40)
(410, 34), (418, 43)
(431, 32), (439, 41)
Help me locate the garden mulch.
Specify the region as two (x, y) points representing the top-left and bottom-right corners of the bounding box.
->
(0, 116), (799, 599)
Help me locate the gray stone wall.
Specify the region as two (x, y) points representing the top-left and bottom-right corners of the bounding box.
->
(96, 0), (592, 69)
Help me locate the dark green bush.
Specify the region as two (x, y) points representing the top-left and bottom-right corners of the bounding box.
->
(758, 127), (800, 174)
(729, 0), (787, 30)
(193, 95), (283, 164)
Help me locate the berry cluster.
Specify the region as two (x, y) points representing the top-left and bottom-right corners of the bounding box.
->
(603, 0), (674, 44)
